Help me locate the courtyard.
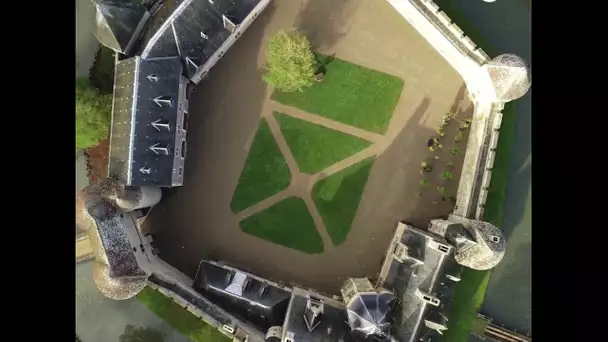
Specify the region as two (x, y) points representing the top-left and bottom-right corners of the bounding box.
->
(142, 0), (474, 294)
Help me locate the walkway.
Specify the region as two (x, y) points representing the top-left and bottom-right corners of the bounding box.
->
(434, 0), (532, 336)
(76, 260), (191, 342)
(143, 0), (471, 295)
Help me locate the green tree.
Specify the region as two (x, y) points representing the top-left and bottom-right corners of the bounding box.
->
(263, 28), (316, 92)
(76, 77), (111, 149)
(119, 325), (164, 342)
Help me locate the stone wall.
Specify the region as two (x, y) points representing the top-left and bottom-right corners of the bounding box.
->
(386, 0), (505, 221)
(146, 277), (266, 342)
(409, 0), (490, 65)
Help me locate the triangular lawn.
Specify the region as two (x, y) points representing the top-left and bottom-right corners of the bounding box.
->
(275, 111), (373, 174)
(240, 196), (324, 254)
(312, 158), (375, 246)
(230, 119), (291, 213)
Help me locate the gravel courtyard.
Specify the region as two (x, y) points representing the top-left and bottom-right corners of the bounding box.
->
(143, 0), (472, 294)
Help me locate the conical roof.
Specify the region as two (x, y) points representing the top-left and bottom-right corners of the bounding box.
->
(94, 1), (148, 54)
(346, 290), (396, 338)
(479, 54), (531, 102)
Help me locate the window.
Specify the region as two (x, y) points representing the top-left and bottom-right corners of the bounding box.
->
(181, 141), (187, 158)
(490, 235), (501, 243)
(182, 112), (189, 131)
(438, 245), (450, 253)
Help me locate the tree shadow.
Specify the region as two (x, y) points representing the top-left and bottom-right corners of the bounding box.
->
(314, 53), (336, 75)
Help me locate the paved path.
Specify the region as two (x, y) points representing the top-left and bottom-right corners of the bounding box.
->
(76, 0), (99, 77)
(76, 261), (191, 342)
(144, 0), (472, 294)
(433, 0), (532, 336)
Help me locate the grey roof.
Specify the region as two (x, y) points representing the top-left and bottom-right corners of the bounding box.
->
(482, 53), (531, 102)
(108, 55), (185, 187)
(346, 290), (396, 339)
(193, 261), (292, 330)
(137, 0), (262, 80)
(282, 290), (354, 342)
(382, 225), (461, 342)
(445, 215), (506, 271)
(94, 0), (149, 54)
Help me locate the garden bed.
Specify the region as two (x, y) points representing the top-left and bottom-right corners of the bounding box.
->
(272, 54), (404, 134)
(239, 196), (324, 254)
(85, 138), (110, 183)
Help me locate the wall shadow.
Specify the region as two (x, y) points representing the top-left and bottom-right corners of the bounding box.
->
(294, 0), (361, 51)
(141, 3), (279, 278)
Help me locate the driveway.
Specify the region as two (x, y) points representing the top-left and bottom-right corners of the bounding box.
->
(434, 0), (531, 335)
(76, 261), (191, 342)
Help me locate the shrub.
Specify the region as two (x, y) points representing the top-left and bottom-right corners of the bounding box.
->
(88, 45), (115, 94)
(263, 28), (316, 92)
(76, 77), (112, 149)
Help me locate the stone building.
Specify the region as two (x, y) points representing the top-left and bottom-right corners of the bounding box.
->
(93, 0), (271, 187)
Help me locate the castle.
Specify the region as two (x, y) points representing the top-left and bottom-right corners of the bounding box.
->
(77, 1), (530, 341)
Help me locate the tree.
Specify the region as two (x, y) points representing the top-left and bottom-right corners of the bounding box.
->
(76, 77), (112, 149)
(262, 28), (316, 92)
(119, 325), (164, 342)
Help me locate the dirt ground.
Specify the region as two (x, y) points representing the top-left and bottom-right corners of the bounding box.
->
(143, 0), (473, 295)
(85, 139), (109, 183)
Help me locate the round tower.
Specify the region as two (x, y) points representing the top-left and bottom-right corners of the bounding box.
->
(453, 219), (506, 270)
(474, 53), (531, 103)
(76, 177), (156, 300)
(94, 0), (149, 54)
(265, 326), (282, 342)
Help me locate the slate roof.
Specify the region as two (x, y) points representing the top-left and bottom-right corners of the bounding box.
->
(137, 0), (263, 81)
(94, 0), (149, 54)
(108, 55), (186, 187)
(381, 224), (461, 342)
(282, 289), (355, 342)
(193, 261), (292, 331)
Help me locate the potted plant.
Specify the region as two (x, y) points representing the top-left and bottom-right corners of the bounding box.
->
(441, 171), (453, 180)
(450, 147), (461, 155)
(421, 162), (433, 173)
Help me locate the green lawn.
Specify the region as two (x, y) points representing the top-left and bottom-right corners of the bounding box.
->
(441, 269), (492, 342)
(240, 196), (324, 254)
(230, 119), (291, 213)
(272, 55), (403, 134)
(137, 287), (230, 342)
(312, 158), (375, 246)
(275, 111), (373, 174)
(442, 103), (516, 342)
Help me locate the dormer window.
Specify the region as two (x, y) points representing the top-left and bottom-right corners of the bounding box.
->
(421, 295), (441, 306)
(153, 95), (172, 108)
(490, 235), (501, 243)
